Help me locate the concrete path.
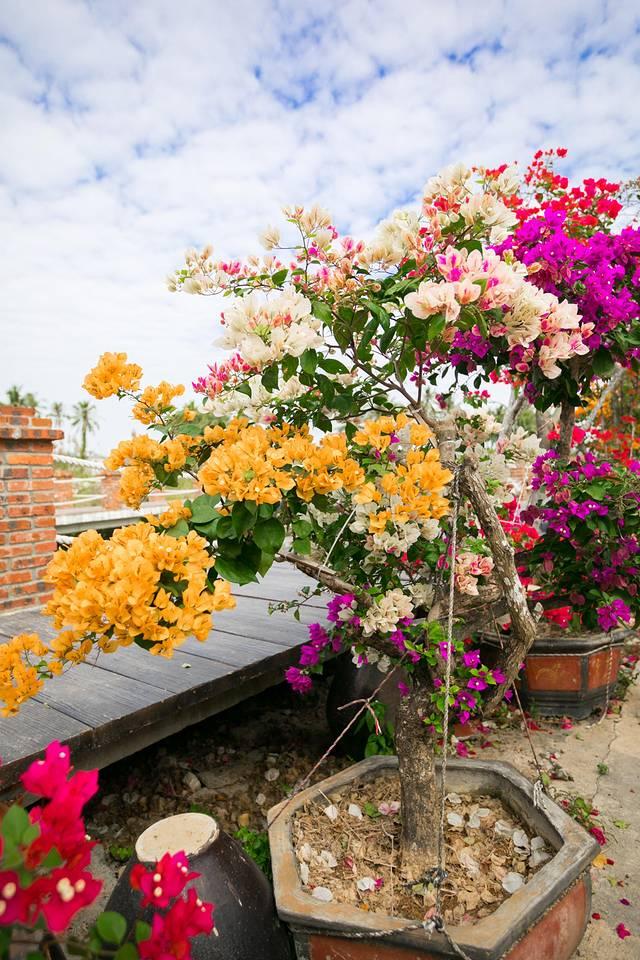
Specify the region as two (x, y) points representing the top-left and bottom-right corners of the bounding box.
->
(474, 681), (639, 957)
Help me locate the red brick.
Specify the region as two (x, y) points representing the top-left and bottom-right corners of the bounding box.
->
(35, 517), (56, 528)
(0, 571), (32, 586)
(34, 540), (57, 554)
(31, 479), (54, 491)
(32, 467), (53, 479)
(0, 544), (32, 559)
(6, 453), (50, 466)
(14, 555), (50, 571)
(7, 480), (29, 492)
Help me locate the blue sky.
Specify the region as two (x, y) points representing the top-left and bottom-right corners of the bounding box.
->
(1, 0), (639, 453)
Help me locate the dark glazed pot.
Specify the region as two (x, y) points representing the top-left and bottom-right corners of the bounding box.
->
(479, 628), (627, 719)
(105, 812), (293, 960)
(326, 654), (403, 758)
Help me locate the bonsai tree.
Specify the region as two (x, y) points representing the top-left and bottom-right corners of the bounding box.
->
(2, 154), (638, 884)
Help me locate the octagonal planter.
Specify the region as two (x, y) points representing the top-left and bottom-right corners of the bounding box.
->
(268, 757), (597, 960)
(480, 628), (627, 719)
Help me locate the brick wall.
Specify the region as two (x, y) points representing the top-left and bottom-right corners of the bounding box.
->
(0, 406), (63, 613)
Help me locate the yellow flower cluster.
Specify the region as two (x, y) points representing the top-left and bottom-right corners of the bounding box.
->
(0, 633), (53, 716)
(351, 414), (451, 533)
(354, 412), (433, 450)
(133, 381), (186, 424)
(198, 419), (365, 504)
(83, 352), (143, 399)
(44, 525), (235, 658)
(148, 500), (193, 528)
(105, 435), (197, 508)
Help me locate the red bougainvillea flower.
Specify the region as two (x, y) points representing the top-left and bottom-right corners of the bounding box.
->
(21, 741), (71, 797)
(31, 867), (103, 933)
(131, 851), (198, 908)
(138, 887), (215, 960)
(0, 871), (31, 925)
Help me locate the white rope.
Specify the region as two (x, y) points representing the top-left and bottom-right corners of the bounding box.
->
(53, 453), (105, 471)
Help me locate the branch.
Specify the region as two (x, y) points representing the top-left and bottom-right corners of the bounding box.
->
(583, 365), (627, 428)
(459, 452), (538, 710)
(557, 400), (575, 461)
(499, 389), (526, 441)
(276, 551), (364, 600)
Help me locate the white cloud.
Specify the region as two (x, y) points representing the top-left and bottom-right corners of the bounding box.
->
(0, 0), (638, 453)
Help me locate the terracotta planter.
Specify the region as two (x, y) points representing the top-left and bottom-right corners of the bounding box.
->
(105, 812), (293, 960)
(480, 628), (626, 719)
(268, 757), (597, 960)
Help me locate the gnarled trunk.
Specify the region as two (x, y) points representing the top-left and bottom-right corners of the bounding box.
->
(396, 676), (439, 882)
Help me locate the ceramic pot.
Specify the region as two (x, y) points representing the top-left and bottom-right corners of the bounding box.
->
(105, 812), (293, 960)
(479, 628), (627, 719)
(326, 654), (403, 758)
(268, 757), (597, 960)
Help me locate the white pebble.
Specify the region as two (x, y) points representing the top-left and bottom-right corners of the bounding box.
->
(494, 819), (514, 837)
(312, 886), (333, 902)
(348, 803), (363, 820)
(446, 792), (462, 805)
(323, 804), (339, 821)
(357, 876), (376, 892)
(255, 793), (267, 806)
(299, 863), (310, 885)
(320, 850), (338, 869)
(447, 812), (464, 828)
(502, 872), (525, 894)
(529, 849), (551, 868)
(530, 836), (546, 850)
(512, 829), (530, 850)
(264, 768), (280, 782)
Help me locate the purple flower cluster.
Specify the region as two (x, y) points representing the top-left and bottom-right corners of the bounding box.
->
(500, 210), (640, 358)
(523, 450), (640, 631)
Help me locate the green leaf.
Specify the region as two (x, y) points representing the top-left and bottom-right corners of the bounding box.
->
(164, 518), (190, 538)
(292, 519), (313, 538)
(96, 912), (127, 945)
(300, 349), (318, 375)
(281, 354), (298, 380)
(213, 556), (258, 585)
(271, 268), (288, 286)
(40, 847), (63, 869)
(192, 517), (221, 538)
(189, 493), (221, 524)
(216, 515), (235, 538)
(317, 357), (347, 374)
(311, 300), (334, 324)
(253, 518), (285, 554)
(427, 313), (446, 341)
(258, 551), (275, 576)
(292, 537), (311, 555)
(592, 350), (615, 378)
(177, 421), (203, 436)
(115, 945), (138, 960)
(261, 364), (279, 392)
(232, 502), (255, 537)
(135, 922), (152, 944)
(1, 804), (30, 845)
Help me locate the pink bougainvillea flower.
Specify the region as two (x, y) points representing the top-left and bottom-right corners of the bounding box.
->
(130, 851), (198, 908)
(590, 826), (607, 846)
(397, 681), (410, 698)
(561, 718), (573, 729)
(33, 867), (103, 933)
(21, 741), (71, 797)
(0, 871), (31, 925)
(620, 898), (631, 906)
(616, 923), (631, 940)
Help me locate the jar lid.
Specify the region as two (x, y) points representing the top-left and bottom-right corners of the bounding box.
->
(136, 812), (219, 862)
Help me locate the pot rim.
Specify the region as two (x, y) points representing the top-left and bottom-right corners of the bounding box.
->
(268, 756), (597, 959)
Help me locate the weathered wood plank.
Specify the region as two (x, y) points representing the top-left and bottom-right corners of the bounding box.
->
(84, 644), (236, 694)
(180, 631), (294, 668)
(0, 699), (92, 790)
(214, 595), (321, 646)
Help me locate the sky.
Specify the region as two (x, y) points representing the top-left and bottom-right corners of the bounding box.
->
(1, 0), (639, 455)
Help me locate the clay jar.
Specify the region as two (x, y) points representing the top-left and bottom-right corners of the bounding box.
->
(105, 812), (293, 960)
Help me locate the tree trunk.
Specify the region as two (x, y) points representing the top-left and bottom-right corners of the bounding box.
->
(557, 400), (575, 461)
(396, 676), (439, 882)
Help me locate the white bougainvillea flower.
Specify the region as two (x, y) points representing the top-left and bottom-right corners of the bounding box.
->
(348, 803), (363, 820)
(357, 876), (376, 892)
(323, 804), (339, 821)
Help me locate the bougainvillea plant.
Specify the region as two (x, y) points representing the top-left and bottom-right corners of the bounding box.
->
(2, 152), (637, 881)
(0, 742), (214, 960)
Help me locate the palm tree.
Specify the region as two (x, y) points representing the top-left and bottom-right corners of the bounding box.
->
(6, 386), (39, 410)
(70, 401), (98, 459)
(49, 401), (66, 431)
